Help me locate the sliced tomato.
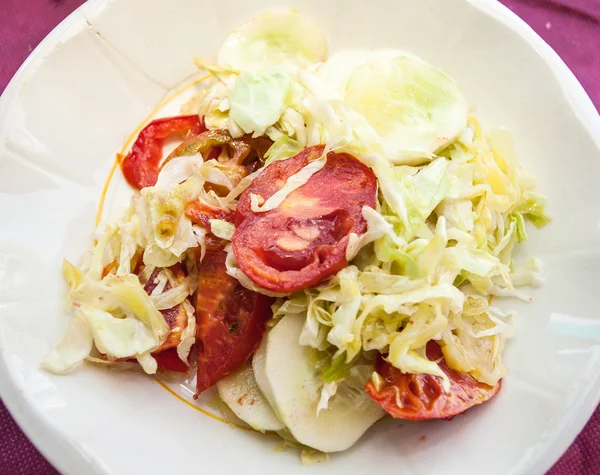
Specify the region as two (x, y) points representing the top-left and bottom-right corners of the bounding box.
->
(126, 264), (192, 372)
(152, 347), (190, 373)
(232, 145), (377, 293)
(185, 201), (233, 229)
(156, 301), (190, 352)
(121, 115), (205, 190)
(185, 201), (234, 253)
(195, 249), (273, 396)
(365, 341), (501, 420)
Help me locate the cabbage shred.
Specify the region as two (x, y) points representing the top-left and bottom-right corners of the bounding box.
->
(44, 14), (550, 404)
(266, 115), (549, 389)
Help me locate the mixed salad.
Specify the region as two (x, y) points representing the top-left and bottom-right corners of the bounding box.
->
(43, 9), (550, 458)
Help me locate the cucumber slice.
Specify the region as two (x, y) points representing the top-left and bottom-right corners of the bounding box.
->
(216, 362), (284, 433)
(254, 314), (385, 453)
(317, 48), (418, 97)
(252, 333), (275, 407)
(218, 9), (328, 72)
(344, 54), (468, 163)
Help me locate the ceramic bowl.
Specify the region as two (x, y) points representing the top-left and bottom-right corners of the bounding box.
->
(1, 0), (600, 474)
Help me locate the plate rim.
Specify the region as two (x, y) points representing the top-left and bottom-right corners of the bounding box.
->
(1, 0), (599, 474)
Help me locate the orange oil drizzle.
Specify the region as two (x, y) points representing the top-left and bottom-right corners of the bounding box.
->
(155, 381), (252, 431)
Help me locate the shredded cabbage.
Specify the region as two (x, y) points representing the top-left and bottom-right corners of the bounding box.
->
(41, 314), (93, 374)
(177, 299), (197, 363)
(46, 12), (551, 450)
(265, 112), (549, 392)
(43, 271), (171, 374)
(209, 219), (235, 241)
(43, 157), (228, 374)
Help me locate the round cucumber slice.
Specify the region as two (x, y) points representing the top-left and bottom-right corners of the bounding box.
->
(344, 54), (468, 163)
(317, 48), (418, 97)
(218, 9), (328, 72)
(255, 314), (385, 453)
(216, 362), (284, 433)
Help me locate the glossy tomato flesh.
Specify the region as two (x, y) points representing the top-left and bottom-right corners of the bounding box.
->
(232, 145), (377, 293)
(152, 348), (190, 373)
(195, 249), (273, 396)
(365, 341), (501, 420)
(121, 115), (205, 189)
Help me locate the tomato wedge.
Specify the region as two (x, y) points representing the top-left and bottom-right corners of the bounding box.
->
(152, 348), (190, 373)
(195, 249), (273, 396)
(232, 146), (377, 293)
(145, 264), (192, 372)
(121, 115), (205, 189)
(365, 341), (501, 420)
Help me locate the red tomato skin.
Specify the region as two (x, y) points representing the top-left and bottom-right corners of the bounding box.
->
(185, 201), (233, 230)
(152, 347), (191, 373)
(232, 146), (377, 293)
(121, 115), (204, 189)
(185, 201), (234, 253)
(365, 341), (501, 421)
(194, 249), (273, 397)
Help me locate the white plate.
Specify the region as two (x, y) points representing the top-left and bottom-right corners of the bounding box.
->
(1, 0), (600, 474)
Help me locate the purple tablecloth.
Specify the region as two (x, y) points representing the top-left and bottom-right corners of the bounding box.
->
(0, 0), (599, 474)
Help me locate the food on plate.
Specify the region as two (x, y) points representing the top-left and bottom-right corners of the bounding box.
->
(365, 341), (501, 420)
(232, 145), (378, 292)
(216, 361), (285, 432)
(253, 313), (385, 452)
(43, 8), (550, 461)
(122, 115), (205, 189)
(195, 248), (273, 394)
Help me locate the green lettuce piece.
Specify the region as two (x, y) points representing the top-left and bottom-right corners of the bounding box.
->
(217, 9), (328, 72)
(100, 274), (170, 341)
(374, 237), (422, 278)
(516, 196), (552, 228)
(230, 68), (293, 136)
(510, 212), (528, 243)
(41, 315), (93, 374)
(321, 352), (352, 384)
(264, 135), (304, 165)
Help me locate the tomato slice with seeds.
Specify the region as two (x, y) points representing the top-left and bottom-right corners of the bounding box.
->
(232, 145), (377, 293)
(365, 341), (501, 420)
(121, 115), (205, 190)
(195, 249), (273, 396)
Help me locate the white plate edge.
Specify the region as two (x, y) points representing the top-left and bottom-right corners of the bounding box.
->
(0, 0), (599, 474)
